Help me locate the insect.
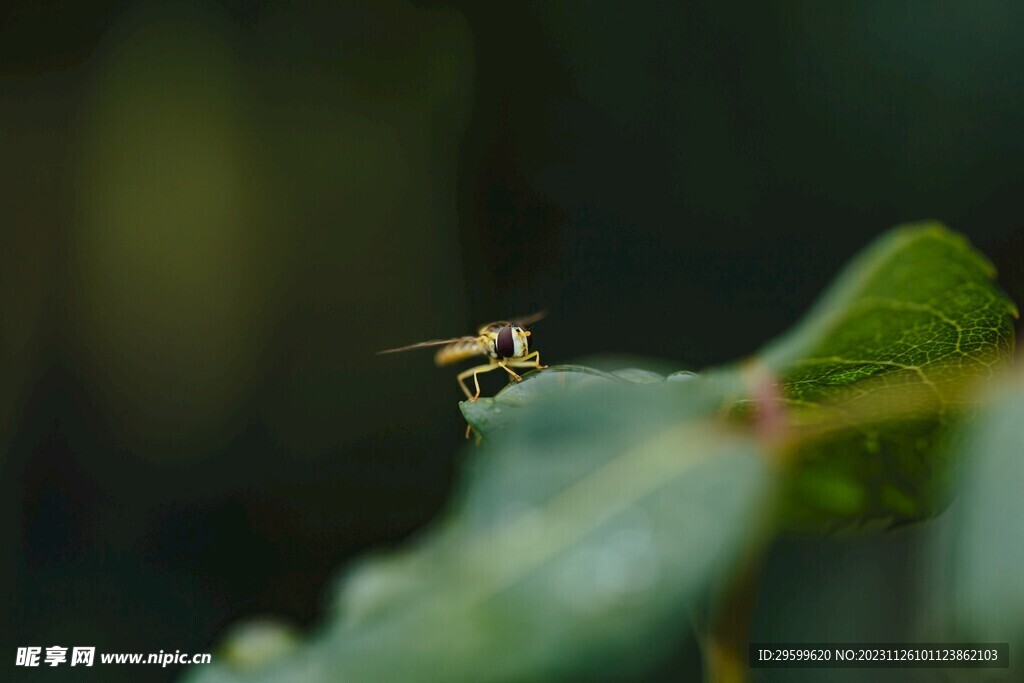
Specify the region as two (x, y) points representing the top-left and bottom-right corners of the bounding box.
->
(377, 311), (548, 401)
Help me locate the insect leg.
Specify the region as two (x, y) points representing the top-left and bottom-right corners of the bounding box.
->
(496, 362), (523, 382)
(456, 362), (501, 401)
(506, 351), (547, 370)
(525, 351), (547, 369)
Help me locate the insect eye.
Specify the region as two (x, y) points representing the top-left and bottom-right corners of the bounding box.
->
(496, 326), (515, 358)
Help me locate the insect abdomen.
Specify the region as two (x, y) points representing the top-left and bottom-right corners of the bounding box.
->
(434, 339), (487, 366)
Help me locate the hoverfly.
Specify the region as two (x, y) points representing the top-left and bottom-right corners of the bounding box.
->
(377, 311), (548, 401)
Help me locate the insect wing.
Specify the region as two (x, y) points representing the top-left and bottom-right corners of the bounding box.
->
(476, 310), (547, 335)
(376, 335), (479, 355)
(512, 310), (547, 328)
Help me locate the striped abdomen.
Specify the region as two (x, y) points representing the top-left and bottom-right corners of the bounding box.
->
(434, 338), (489, 366)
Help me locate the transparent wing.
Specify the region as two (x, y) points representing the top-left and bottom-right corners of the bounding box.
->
(376, 336), (479, 355)
(477, 310), (548, 334)
(512, 310), (547, 327)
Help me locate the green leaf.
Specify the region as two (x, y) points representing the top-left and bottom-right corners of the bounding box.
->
(461, 364), (640, 436)
(757, 222), (1017, 530)
(187, 378), (774, 683)
(759, 222), (1016, 371)
(460, 365), (702, 438)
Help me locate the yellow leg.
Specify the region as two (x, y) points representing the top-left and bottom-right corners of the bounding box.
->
(497, 361), (523, 382)
(456, 362), (500, 401)
(497, 352), (548, 384)
(506, 351), (547, 371)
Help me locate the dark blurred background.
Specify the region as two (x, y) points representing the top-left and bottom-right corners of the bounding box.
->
(2, 1), (1022, 681)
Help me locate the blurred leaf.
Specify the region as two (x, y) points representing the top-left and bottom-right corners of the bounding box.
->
(187, 377), (774, 683)
(754, 222), (1016, 531)
(939, 375), (1024, 650)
